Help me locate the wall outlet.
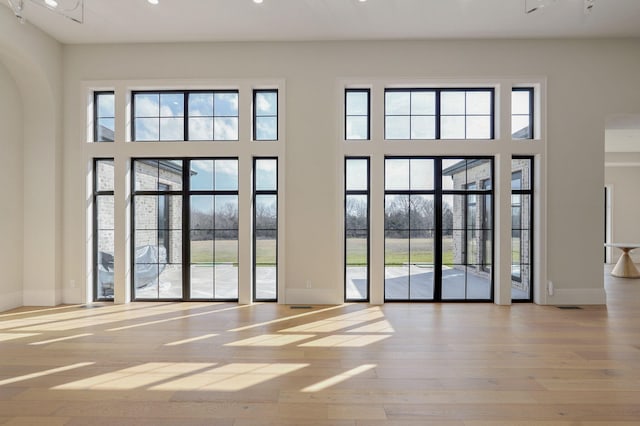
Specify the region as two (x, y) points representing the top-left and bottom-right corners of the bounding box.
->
(306, 280), (312, 289)
(547, 281), (554, 296)
(70, 279), (77, 288)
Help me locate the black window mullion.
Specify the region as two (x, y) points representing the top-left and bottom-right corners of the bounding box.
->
(182, 159), (191, 300)
(184, 93), (189, 141)
(435, 90), (441, 140)
(434, 158), (443, 301)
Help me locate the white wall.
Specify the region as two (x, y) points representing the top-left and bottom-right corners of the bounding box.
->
(0, 63), (24, 312)
(605, 157), (640, 263)
(0, 6), (63, 308)
(57, 38), (640, 306)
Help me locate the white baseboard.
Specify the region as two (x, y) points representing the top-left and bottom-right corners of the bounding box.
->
(23, 289), (59, 307)
(547, 288), (607, 305)
(0, 291), (23, 312)
(284, 288), (342, 305)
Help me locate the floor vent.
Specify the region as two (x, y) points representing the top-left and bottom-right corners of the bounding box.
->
(81, 304), (105, 309)
(557, 306), (582, 310)
(290, 305), (313, 309)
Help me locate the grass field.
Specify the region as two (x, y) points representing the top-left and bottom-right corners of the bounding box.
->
(347, 237), (455, 265)
(191, 236), (520, 267)
(190, 239), (276, 265)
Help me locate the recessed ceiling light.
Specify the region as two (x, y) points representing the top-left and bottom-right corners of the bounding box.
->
(44, 0), (59, 7)
(254, 0), (264, 4)
(148, 0), (159, 5)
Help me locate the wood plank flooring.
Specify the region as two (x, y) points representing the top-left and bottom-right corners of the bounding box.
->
(0, 267), (639, 425)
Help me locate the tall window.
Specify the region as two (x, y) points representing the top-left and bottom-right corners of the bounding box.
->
(384, 89), (494, 140)
(512, 157), (533, 301)
(345, 89), (370, 140)
(189, 159), (239, 300)
(132, 91), (239, 141)
(94, 159), (114, 300)
(441, 158), (493, 301)
(345, 158), (369, 301)
(94, 92), (114, 142)
(254, 158), (278, 301)
(132, 158), (240, 301)
(254, 90), (278, 141)
(132, 160), (184, 300)
(384, 158), (435, 301)
(512, 88), (534, 139)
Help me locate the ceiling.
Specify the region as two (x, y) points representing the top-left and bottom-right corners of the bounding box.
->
(4, 0), (640, 45)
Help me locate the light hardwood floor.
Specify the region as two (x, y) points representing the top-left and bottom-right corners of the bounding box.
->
(1, 267), (639, 425)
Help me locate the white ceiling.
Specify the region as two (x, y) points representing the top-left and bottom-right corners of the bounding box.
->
(4, 0), (640, 45)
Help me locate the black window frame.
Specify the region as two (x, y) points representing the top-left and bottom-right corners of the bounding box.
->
(384, 88), (495, 140)
(131, 90), (240, 142)
(383, 156), (494, 303)
(93, 158), (115, 301)
(130, 157), (240, 302)
(94, 91), (115, 142)
(253, 157), (279, 302)
(253, 89), (279, 141)
(440, 157), (494, 302)
(344, 157), (370, 302)
(512, 87), (534, 140)
(345, 89), (371, 141)
(511, 156), (534, 303)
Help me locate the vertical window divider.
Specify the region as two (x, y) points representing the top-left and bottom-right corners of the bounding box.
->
(434, 158), (443, 300)
(182, 158), (191, 300)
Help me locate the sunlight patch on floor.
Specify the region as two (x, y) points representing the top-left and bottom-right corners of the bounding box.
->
(302, 364), (377, 392)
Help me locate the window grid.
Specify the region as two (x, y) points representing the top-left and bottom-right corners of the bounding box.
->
(384, 88), (494, 140)
(440, 158), (494, 301)
(188, 159), (239, 301)
(512, 87), (534, 140)
(132, 90), (240, 142)
(94, 91), (115, 142)
(131, 158), (240, 302)
(384, 158), (437, 301)
(345, 89), (370, 140)
(253, 90), (278, 141)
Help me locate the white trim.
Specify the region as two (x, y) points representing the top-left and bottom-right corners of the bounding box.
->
(548, 288), (607, 305)
(0, 291), (23, 312)
(604, 162), (640, 167)
(285, 288), (342, 305)
(81, 78), (286, 304)
(337, 77), (547, 305)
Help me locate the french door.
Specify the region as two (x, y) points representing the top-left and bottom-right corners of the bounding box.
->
(384, 157), (494, 302)
(131, 158), (239, 301)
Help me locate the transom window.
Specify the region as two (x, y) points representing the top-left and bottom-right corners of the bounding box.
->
(254, 90), (278, 141)
(384, 89), (494, 140)
(512, 88), (534, 139)
(345, 89), (370, 140)
(132, 91), (240, 141)
(94, 92), (115, 142)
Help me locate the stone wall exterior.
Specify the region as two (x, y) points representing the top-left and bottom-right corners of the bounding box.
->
(447, 159), (532, 293)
